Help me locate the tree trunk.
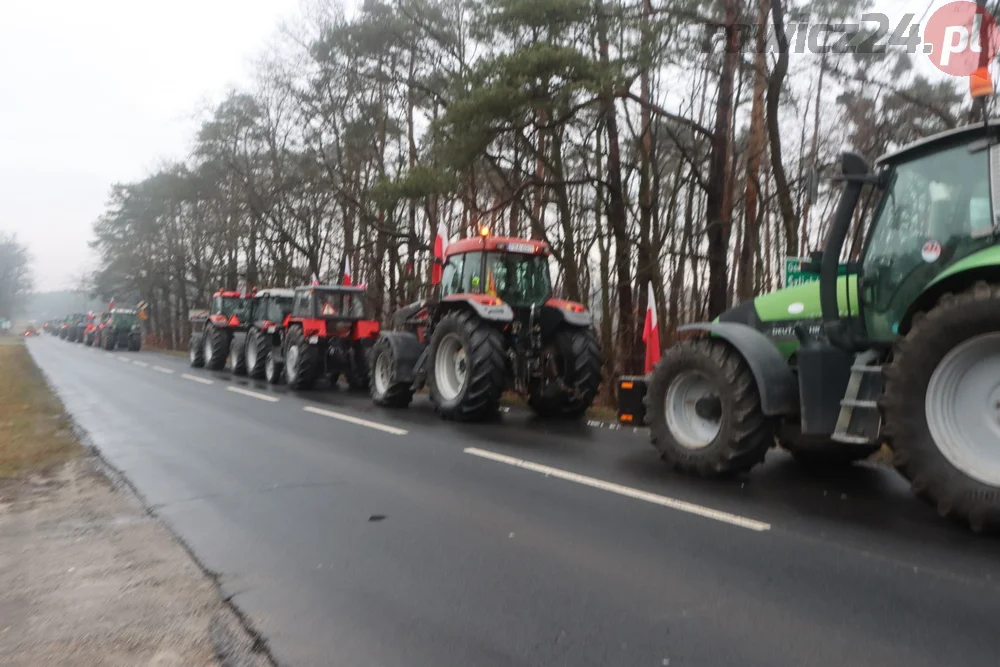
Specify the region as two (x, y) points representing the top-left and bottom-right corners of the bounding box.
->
(767, 0), (798, 256)
(704, 0), (741, 318)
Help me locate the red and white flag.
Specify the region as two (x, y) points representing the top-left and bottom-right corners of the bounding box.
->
(642, 281), (660, 374)
(432, 222), (448, 285)
(108, 297), (115, 310)
(311, 274), (320, 286)
(343, 256), (352, 286)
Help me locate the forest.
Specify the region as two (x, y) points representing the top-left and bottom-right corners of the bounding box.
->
(89, 0), (976, 378)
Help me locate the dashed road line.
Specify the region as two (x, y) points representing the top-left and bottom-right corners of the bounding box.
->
(303, 405), (407, 435)
(181, 373), (214, 385)
(132, 360), (149, 368)
(227, 386), (279, 403)
(152, 365), (174, 374)
(463, 447), (771, 532)
(117, 355), (131, 362)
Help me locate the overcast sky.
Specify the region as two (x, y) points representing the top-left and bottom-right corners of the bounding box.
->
(0, 0), (965, 292)
(0, 0), (303, 291)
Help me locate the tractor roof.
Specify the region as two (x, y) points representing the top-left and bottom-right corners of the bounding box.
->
(213, 290), (244, 298)
(444, 236), (549, 257)
(876, 120), (1000, 166)
(111, 308), (137, 314)
(295, 284), (366, 293)
(254, 288), (295, 298)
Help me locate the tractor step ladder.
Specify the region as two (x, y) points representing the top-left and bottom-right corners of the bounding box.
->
(831, 350), (881, 446)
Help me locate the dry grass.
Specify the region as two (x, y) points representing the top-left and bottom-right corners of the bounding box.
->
(0, 342), (80, 476)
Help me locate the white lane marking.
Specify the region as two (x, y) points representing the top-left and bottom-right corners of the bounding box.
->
(463, 448), (771, 532)
(227, 386), (279, 403)
(152, 366), (174, 374)
(117, 355), (130, 362)
(132, 360), (149, 368)
(181, 373), (214, 385)
(303, 406), (407, 435)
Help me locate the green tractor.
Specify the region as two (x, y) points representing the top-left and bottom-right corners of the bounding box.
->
(98, 309), (142, 351)
(624, 121), (1000, 532)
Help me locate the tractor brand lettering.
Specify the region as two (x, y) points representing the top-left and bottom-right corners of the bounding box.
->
(508, 243), (536, 254)
(764, 320), (823, 339)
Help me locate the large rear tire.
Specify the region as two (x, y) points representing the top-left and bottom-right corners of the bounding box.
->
(229, 334), (247, 375)
(204, 325), (229, 370)
(644, 337), (773, 477)
(283, 327), (319, 389)
(189, 334), (205, 368)
(528, 327), (601, 419)
(246, 328), (270, 379)
(369, 336), (414, 408)
(103, 331), (116, 351)
(128, 334), (141, 352)
(882, 281), (1000, 532)
(428, 310), (506, 421)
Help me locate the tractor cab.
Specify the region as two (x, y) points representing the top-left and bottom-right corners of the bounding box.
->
(109, 308), (139, 330)
(440, 233), (553, 308)
(209, 290), (249, 327)
(249, 288), (295, 329)
(292, 285), (367, 321)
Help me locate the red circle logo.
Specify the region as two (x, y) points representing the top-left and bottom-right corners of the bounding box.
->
(925, 1), (1000, 76)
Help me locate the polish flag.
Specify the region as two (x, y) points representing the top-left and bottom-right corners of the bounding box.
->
(432, 222), (448, 285)
(109, 297), (115, 310)
(343, 256), (352, 286)
(642, 281), (660, 374)
(311, 274), (320, 286)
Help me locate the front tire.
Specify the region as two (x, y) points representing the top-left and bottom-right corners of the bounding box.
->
(882, 281), (1000, 532)
(644, 337), (773, 477)
(528, 327), (601, 419)
(369, 337), (414, 408)
(246, 328), (270, 379)
(204, 325), (229, 370)
(264, 351), (282, 384)
(283, 327), (319, 389)
(428, 310), (506, 421)
(229, 334), (247, 375)
(189, 334), (205, 368)
(103, 331), (116, 351)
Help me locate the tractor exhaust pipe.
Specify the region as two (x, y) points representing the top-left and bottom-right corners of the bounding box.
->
(821, 152), (871, 350)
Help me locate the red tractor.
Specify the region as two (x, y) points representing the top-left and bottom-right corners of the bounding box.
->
(263, 284), (380, 389)
(369, 229), (601, 421)
(226, 288), (296, 378)
(189, 290), (250, 370)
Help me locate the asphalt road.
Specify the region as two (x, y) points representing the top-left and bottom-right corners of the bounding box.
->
(26, 336), (1000, 667)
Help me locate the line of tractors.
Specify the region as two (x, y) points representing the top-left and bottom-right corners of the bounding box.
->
(185, 232), (602, 422)
(38, 120), (1000, 533)
(43, 308), (142, 351)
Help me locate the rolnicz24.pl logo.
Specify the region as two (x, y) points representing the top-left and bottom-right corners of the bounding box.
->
(703, 1), (999, 77)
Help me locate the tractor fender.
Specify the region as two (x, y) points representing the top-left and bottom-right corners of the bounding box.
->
(678, 322), (797, 416)
(544, 299), (592, 327)
(378, 331), (425, 383)
(441, 295), (514, 322)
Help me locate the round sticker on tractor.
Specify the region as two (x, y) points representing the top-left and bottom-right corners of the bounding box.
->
(787, 302), (804, 315)
(922, 240), (942, 262)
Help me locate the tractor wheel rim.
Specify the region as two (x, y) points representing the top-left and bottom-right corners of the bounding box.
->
(925, 332), (1000, 486)
(204, 336), (213, 363)
(374, 349), (390, 395)
(664, 370), (721, 450)
(247, 339), (257, 370)
(434, 333), (466, 401)
(287, 346), (299, 381)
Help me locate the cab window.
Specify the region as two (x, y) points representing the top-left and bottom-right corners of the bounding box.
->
(293, 291), (311, 317)
(460, 252), (483, 293)
(441, 254), (464, 297)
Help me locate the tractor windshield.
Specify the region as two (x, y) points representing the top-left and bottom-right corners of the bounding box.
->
(266, 297), (294, 323)
(482, 252), (551, 306)
(112, 312), (137, 327)
(861, 141), (993, 339)
(315, 290), (365, 318)
(214, 296), (248, 319)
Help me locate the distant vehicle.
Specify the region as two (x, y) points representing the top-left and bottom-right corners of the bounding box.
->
(23, 324), (39, 337)
(99, 309), (142, 351)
